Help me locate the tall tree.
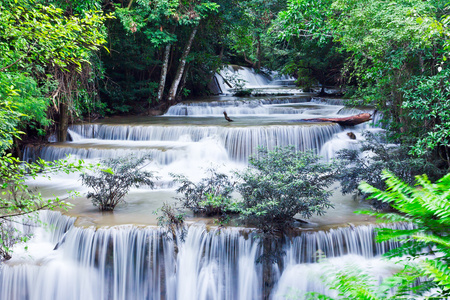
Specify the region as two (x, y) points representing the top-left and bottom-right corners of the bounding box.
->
(116, 0), (218, 106)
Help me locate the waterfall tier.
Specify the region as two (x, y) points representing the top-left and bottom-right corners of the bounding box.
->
(214, 65), (299, 95)
(0, 212), (411, 300)
(26, 123), (341, 163)
(165, 97), (311, 116)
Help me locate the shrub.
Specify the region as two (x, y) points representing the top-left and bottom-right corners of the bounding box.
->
(155, 202), (186, 253)
(237, 147), (336, 233)
(233, 89), (253, 97)
(171, 168), (237, 216)
(335, 131), (443, 209)
(80, 155), (155, 211)
(360, 171), (450, 296)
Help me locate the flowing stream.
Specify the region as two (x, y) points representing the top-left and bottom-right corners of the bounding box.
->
(2, 69), (396, 299)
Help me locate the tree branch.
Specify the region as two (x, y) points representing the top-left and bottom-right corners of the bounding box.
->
(0, 56), (24, 73)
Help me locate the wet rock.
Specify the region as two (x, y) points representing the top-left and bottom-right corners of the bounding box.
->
(347, 132), (356, 139)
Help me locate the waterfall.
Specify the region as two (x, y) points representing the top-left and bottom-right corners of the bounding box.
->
(337, 107), (366, 116)
(24, 124), (341, 163)
(165, 97), (310, 116)
(0, 216), (413, 300)
(23, 145), (180, 165)
(216, 65), (271, 91)
(272, 254), (400, 299)
(311, 98), (347, 106)
(14, 87), (399, 299)
(214, 65), (298, 95)
(166, 104), (305, 116)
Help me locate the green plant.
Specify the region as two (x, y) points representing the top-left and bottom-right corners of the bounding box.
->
(0, 154), (85, 260)
(402, 68), (450, 167)
(336, 131), (443, 209)
(155, 202), (186, 252)
(305, 171), (450, 299)
(237, 147), (336, 233)
(80, 155), (155, 211)
(171, 168), (237, 216)
(303, 263), (424, 300)
(233, 89), (253, 97)
(359, 171), (450, 297)
(0, 100), (22, 153)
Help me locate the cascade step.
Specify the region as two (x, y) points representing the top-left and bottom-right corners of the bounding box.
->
(0, 215), (412, 300)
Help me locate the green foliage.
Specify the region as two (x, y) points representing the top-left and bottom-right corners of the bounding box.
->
(171, 148), (337, 232)
(0, 154), (85, 260)
(402, 67), (450, 164)
(237, 147), (335, 232)
(0, 72), (51, 134)
(155, 202), (187, 243)
(224, 0), (286, 70)
(171, 168), (237, 216)
(0, 0), (110, 136)
(270, 0), (343, 88)
(112, 0), (219, 106)
(358, 171), (450, 297)
(330, 0), (432, 59)
(0, 100), (22, 154)
(80, 155), (155, 211)
(115, 0), (179, 47)
(326, 0), (450, 162)
(272, 0), (450, 172)
(275, 0), (332, 43)
(336, 131), (443, 209)
(98, 18), (160, 112)
(304, 263), (425, 300)
(233, 89), (253, 97)
(305, 171), (450, 299)
(0, 0), (110, 72)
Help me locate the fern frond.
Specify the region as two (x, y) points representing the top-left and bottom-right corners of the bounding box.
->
(304, 292), (335, 300)
(421, 259), (450, 287)
(413, 234), (450, 249)
(376, 228), (420, 242)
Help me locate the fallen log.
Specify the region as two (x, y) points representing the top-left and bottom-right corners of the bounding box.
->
(301, 113), (372, 126)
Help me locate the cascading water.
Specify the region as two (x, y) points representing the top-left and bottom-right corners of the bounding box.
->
(165, 97), (311, 116)
(214, 65), (299, 95)
(25, 122), (341, 163)
(1, 212), (412, 300)
(8, 69), (400, 299)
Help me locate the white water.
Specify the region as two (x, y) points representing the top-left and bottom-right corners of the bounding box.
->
(1, 212), (412, 300)
(9, 68), (398, 299)
(214, 65), (299, 95)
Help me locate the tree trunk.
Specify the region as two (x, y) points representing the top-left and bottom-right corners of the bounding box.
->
(302, 113), (372, 126)
(13, 137), (22, 160)
(156, 43), (171, 103)
(255, 36), (261, 70)
(57, 102), (69, 142)
(167, 25), (198, 103)
(243, 52), (255, 67)
(176, 64), (190, 99)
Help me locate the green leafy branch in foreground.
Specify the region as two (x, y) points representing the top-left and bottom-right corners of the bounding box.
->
(304, 171), (450, 299)
(360, 172), (450, 262)
(0, 154), (86, 261)
(304, 263), (428, 300)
